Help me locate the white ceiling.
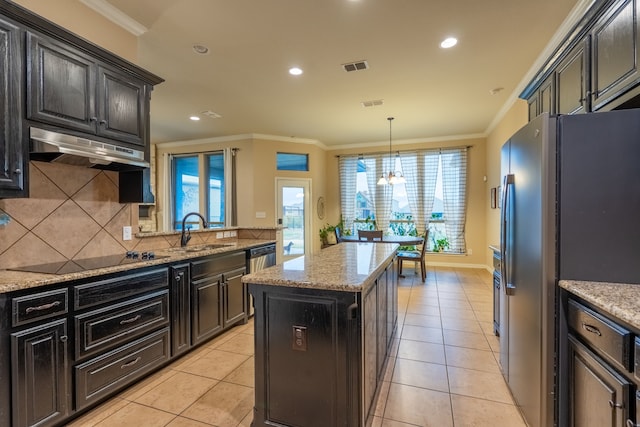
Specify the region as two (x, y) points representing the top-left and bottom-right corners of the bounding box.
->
(91, 0), (583, 148)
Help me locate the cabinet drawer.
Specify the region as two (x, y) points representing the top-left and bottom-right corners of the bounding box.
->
(74, 268), (168, 310)
(568, 299), (633, 372)
(12, 288), (68, 327)
(75, 327), (170, 410)
(191, 252), (245, 280)
(75, 290), (169, 359)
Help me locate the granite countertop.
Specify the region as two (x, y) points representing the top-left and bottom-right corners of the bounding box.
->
(242, 242), (398, 293)
(559, 280), (640, 331)
(0, 238), (275, 294)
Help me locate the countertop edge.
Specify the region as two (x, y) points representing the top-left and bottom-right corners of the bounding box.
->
(0, 238), (275, 294)
(559, 280), (640, 331)
(243, 243), (398, 293)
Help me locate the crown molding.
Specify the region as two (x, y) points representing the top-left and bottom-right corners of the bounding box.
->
(80, 0), (148, 36)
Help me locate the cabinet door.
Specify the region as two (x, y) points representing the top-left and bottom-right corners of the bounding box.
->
(170, 265), (191, 357)
(0, 16), (25, 196)
(569, 336), (633, 427)
(591, 0), (640, 110)
(557, 38), (589, 114)
(96, 66), (147, 147)
(362, 285), (377, 420)
(191, 274), (223, 345)
(539, 74), (556, 115)
(376, 272), (387, 379)
(222, 267), (246, 327)
(11, 319), (69, 427)
(26, 33), (96, 133)
(527, 94), (539, 121)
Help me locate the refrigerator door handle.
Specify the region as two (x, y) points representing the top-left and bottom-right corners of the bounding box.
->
(500, 174), (515, 296)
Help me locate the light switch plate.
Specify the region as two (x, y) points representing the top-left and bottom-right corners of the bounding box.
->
(122, 226), (132, 241)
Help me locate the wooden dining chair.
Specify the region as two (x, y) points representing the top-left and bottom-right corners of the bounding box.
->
(397, 230), (429, 282)
(358, 230), (383, 241)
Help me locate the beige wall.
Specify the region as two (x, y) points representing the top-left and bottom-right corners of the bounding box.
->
(14, 0), (137, 62)
(326, 137), (488, 268)
(484, 100), (528, 266)
(156, 137), (327, 252)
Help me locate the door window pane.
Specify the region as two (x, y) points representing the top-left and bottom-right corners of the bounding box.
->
(282, 186), (305, 255)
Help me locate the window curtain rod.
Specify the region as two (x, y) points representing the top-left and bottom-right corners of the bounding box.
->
(334, 144), (472, 158)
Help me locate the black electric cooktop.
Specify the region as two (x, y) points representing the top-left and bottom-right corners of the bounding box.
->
(9, 252), (167, 275)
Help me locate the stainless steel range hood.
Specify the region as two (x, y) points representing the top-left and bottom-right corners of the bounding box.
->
(29, 127), (149, 169)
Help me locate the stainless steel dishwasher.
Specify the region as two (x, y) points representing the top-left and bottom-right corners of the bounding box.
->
(246, 244), (276, 316)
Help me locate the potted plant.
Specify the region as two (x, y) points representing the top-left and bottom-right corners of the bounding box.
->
(434, 237), (449, 252)
(319, 223), (337, 246)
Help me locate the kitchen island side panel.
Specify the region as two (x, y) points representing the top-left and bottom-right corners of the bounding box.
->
(250, 286), (357, 427)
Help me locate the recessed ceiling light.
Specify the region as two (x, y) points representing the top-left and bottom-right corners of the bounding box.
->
(189, 116), (200, 121)
(289, 67), (303, 76)
(192, 44), (209, 55)
(440, 37), (458, 49)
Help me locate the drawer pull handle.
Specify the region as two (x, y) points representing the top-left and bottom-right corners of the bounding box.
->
(60, 335), (68, 343)
(581, 322), (602, 336)
(626, 419), (639, 427)
(121, 357), (141, 369)
(609, 400), (623, 409)
(25, 300), (61, 314)
(120, 315), (141, 325)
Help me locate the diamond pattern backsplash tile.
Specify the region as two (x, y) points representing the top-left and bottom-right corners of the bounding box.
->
(0, 162), (135, 269)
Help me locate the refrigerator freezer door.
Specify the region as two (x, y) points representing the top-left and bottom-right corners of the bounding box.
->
(500, 113), (557, 427)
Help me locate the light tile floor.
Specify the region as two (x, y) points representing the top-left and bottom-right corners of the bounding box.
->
(68, 266), (526, 427)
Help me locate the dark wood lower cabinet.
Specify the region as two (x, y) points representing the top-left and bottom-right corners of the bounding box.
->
(11, 319), (69, 427)
(568, 335), (634, 426)
(191, 273), (223, 345)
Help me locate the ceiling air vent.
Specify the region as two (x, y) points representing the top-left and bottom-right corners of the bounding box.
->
(201, 110), (222, 119)
(342, 60), (369, 72)
(361, 99), (384, 108)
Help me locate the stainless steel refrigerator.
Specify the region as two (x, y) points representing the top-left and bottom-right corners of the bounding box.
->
(499, 109), (640, 427)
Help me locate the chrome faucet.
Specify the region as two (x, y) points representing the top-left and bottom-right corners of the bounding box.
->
(180, 212), (208, 247)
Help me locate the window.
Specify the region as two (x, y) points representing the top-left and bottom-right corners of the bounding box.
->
(277, 152), (309, 171)
(339, 148), (468, 253)
(172, 151), (226, 230)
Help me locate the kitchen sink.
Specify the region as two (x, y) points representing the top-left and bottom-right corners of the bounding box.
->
(167, 243), (233, 253)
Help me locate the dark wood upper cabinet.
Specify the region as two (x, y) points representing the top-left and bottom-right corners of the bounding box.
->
(0, 16), (26, 198)
(556, 38), (589, 115)
(97, 66), (148, 147)
(26, 32), (148, 148)
(591, 0), (640, 110)
(522, 0), (640, 117)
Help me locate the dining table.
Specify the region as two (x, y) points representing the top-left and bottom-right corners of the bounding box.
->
(340, 235), (423, 245)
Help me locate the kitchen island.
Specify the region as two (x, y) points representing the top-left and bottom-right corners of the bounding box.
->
(243, 242), (398, 427)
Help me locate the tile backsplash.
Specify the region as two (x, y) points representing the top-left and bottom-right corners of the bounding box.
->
(0, 161), (138, 269)
(0, 161), (278, 270)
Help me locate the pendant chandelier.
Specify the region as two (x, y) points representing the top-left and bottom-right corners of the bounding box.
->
(377, 117), (406, 185)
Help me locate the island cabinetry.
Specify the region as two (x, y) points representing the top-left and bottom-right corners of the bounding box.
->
(247, 244), (398, 427)
(564, 297), (637, 427)
(0, 15), (25, 198)
(10, 287), (70, 427)
(190, 251), (247, 347)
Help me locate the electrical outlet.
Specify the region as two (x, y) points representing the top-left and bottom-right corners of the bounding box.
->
(292, 325), (307, 351)
(122, 226), (132, 241)
(468, 248), (473, 255)
(230, 230), (237, 237)
(216, 232), (224, 239)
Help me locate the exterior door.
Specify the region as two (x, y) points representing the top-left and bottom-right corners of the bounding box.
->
(276, 178), (311, 261)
